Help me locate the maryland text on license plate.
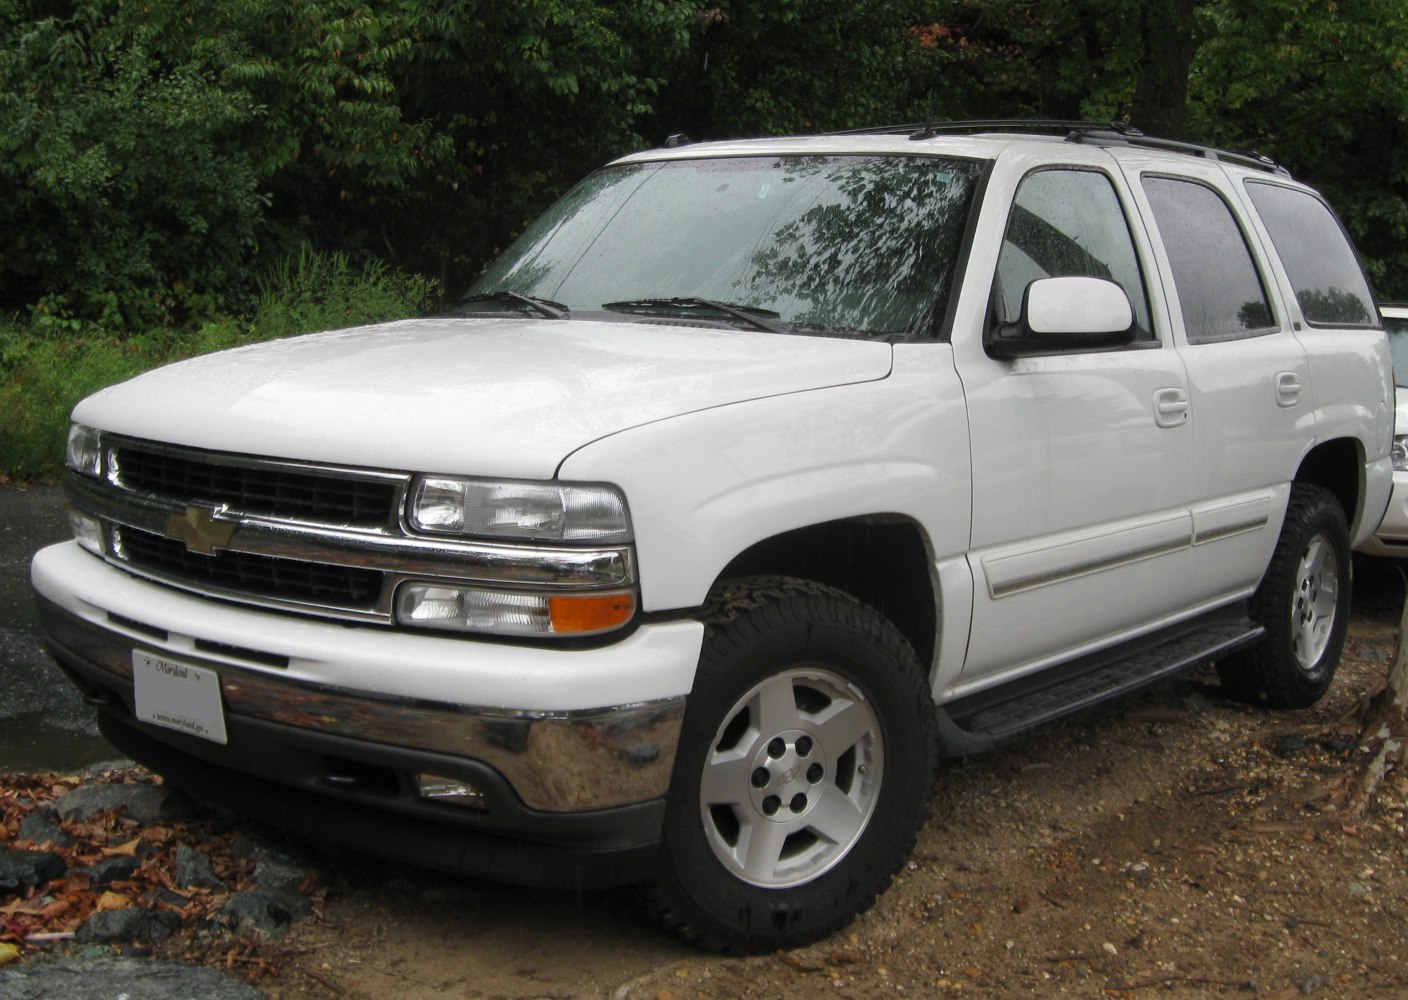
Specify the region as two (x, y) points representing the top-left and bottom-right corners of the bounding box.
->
(132, 650), (229, 745)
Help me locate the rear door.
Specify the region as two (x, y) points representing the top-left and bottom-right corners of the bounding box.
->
(1115, 153), (1310, 600)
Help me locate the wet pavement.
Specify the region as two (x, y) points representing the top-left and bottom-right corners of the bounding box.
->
(0, 484), (113, 770)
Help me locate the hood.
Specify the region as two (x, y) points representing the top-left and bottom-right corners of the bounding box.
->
(74, 317), (893, 478)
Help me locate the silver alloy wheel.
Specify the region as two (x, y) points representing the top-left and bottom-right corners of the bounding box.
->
(699, 667), (884, 888)
(1291, 531), (1340, 672)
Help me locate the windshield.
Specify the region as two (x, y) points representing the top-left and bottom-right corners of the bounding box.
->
(460, 155), (983, 338)
(1387, 314), (1408, 387)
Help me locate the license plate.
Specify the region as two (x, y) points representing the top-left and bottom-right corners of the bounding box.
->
(132, 651), (228, 745)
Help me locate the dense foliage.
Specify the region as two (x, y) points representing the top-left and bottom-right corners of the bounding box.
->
(2, 0), (1408, 325)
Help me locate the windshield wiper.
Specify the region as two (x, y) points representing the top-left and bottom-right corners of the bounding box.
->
(456, 291), (570, 319)
(601, 297), (787, 334)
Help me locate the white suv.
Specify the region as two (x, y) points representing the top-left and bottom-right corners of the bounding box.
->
(32, 122), (1394, 953)
(1361, 302), (1408, 555)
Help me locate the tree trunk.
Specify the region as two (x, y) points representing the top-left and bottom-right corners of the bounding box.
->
(1131, 0), (1197, 139)
(1346, 575), (1408, 817)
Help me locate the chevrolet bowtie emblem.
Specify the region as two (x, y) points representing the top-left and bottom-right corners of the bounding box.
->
(165, 504), (237, 555)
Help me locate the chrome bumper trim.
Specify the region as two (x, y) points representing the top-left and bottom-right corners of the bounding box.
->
(48, 607), (683, 813)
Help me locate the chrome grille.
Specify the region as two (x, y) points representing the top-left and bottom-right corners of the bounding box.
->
(114, 525), (385, 610)
(114, 445), (398, 527)
(65, 434), (635, 626)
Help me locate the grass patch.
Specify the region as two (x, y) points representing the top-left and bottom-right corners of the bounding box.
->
(1, 252), (439, 481)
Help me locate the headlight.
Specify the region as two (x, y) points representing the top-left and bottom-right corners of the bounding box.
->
(65, 424), (103, 478)
(408, 476), (631, 543)
(1394, 434), (1408, 473)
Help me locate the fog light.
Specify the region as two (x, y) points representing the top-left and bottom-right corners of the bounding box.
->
(68, 509), (103, 555)
(415, 774), (487, 810)
(395, 583), (635, 637)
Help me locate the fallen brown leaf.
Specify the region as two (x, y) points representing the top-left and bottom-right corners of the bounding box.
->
(776, 950), (824, 972)
(36, 899), (70, 921)
(101, 838), (141, 858)
(96, 891), (132, 912)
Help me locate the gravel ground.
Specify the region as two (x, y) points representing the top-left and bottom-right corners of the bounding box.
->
(4, 565), (1407, 1000)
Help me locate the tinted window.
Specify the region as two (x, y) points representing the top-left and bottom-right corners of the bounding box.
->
(994, 169), (1153, 341)
(466, 156), (984, 339)
(1246, 182), (1375, 327)
(1143, 176), (1274, 343)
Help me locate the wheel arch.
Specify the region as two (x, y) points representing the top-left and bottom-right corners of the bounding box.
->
(711, 516), (939, 673)
(1294, 437), (1364, 533)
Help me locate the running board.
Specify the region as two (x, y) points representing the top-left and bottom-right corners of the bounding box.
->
(936, 613), (1264, 756)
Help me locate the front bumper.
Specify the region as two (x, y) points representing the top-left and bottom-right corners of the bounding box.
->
(32, 542), (705, 885)
(1359, 471), (1408, 558)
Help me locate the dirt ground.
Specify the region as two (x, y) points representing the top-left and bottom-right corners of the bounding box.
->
(10, 564), (1408, 999)
(216, 563), (1406, 1000)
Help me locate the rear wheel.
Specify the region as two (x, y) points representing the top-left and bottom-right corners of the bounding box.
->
(649, 577), (937, 953)
(1218, 484), (1350, 707)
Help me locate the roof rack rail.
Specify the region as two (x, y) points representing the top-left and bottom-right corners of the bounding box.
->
(1066, 129), (1288, 176)
(832, 119), (1141, 139)
(832, 120), (1289, 177)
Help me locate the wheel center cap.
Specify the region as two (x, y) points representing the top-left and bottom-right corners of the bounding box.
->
(748, 729), (828, 821)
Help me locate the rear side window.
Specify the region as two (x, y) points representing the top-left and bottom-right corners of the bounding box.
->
(1246, 182), (1375, 327)
(1142, 176), (1275, 344)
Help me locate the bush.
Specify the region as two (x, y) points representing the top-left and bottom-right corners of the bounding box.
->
(252, 248), (441, 339)
(0, 252), (439, 481)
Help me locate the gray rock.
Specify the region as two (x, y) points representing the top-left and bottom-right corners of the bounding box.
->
(174, 843), (227, 891)
(230, 835), (309, 869)
(54, 781), (190, 823)
(0, 956), (268, 999)
(76, 906), (183, 944)
(221, 887), (312, 936)
(0, 848), (67, 893)
(251, 858), (306, 894)
(84, 855), (142, 888)
(16, 805), (73, 848)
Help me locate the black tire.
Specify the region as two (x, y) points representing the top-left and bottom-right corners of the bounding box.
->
(648, 576), (937, 954)
(1217, 484), (1351, 708)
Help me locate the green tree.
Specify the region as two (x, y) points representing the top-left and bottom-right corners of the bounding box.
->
(1190, 0), (1408, 296)
(0, 0), (698, 325)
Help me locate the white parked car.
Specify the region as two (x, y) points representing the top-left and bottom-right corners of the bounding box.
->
(32, 122), (1394, 952)
(1360, 302), (1408, 555)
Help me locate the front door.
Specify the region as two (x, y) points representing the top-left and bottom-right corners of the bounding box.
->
(952, 154), (1198, 691)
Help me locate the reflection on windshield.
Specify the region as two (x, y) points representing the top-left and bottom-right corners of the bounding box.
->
(465, 156), (983, 338)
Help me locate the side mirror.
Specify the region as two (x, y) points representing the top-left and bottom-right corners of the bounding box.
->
(987, 276), (1136, 359)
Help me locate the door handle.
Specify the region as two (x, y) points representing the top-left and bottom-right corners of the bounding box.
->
(1154, 387), (1189, 428)
(1276, 371), (1303, 407)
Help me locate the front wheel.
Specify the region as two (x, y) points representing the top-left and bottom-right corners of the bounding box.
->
(1218, 484), (1351, 708)
(649, 577), (937, 953)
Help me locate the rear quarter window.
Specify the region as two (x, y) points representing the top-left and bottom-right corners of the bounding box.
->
(1245, 182), (1375, 328)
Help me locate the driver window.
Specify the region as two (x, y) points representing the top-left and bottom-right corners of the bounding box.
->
(994, 168), (1154, 342)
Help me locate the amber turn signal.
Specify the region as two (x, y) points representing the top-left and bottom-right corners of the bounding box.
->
(548, 591), (637, 634)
